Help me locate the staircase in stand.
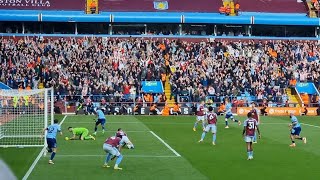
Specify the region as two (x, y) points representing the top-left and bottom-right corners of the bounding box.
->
(164, 76), (175, 107)
(286, 88), (302, 107)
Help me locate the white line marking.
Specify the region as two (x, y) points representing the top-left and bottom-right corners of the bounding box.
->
(62, 121), (290, 125)
(149, 131), (181, 157)
(59, 115), (68, 125)
(22, 147), (46, 180)
(58, 154), (178, 158)
(66, 122), (142, 124)
(98, 130), (148, 133)
(301, 123), (320, 128)
(260, 123), (288, 125)
(22, 115), (68, 180)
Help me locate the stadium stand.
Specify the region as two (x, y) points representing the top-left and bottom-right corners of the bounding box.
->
(0, 0), (319, 113)
(1, 37), (319, 107)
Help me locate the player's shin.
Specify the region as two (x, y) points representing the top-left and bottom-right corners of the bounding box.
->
(246, 143), (251, 157)
(105, 153), (112, 164)
(200, 132), (206, 141)
(202, 122), (206, 129)
(213, 133), (216, 143)
(194, 121), (198, 128)
(247, 150), (250, 158)
(50, 152), (56, 160)
(295, 136), (303, 140)
(225, 119), (228, 126)
(115, 155), (123, 166)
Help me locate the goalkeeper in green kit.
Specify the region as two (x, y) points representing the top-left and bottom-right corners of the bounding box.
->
(66, 127), (95, 140)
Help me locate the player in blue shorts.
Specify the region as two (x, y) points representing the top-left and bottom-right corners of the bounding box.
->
(224, 99), (241, 128)
(289, 113), (307, 147)
(43, 119), (62, 164)
(93, 107), (106, 136)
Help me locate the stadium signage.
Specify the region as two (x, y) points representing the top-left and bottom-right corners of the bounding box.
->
(117, 107), (191, 115)
(296, 82), (318, 94)
(237, 107), (318, 116)
(0, 0), (50, 7)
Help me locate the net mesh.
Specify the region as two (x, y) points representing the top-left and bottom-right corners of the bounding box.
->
(0, 89), (53, 147)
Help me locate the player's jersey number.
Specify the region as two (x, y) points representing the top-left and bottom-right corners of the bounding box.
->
(248, 122), (255, 129)
(48, 127), (54, 133)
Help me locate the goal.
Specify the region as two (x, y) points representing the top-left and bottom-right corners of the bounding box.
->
(0, 88), (54, 147)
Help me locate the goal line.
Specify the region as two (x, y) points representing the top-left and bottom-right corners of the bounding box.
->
(149, 131), (181, 157)
(58, 154), (179, 158)
(22, 115), (68, 180)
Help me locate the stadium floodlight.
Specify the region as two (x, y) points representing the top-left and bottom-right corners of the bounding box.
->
(0, 88), (54, 147)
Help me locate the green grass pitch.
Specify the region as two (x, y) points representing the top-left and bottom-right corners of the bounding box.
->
(1, 115), (320, 180)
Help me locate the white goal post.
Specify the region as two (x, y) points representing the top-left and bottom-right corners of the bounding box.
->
(0, 88), (54, 147)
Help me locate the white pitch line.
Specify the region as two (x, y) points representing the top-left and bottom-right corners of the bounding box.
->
(64, 122), (289, 125)
(66, 122), (141, 124)
(22, 147), (46, 180)
(97, 130), (148, 133)
(149, 131), (181, 157)
(59, 115), (68, 126)
(301, 123), (320, 128)
(58, 154), (178, 158)
(22, 115), (68, 180)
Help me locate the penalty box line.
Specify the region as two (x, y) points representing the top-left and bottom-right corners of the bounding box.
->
(58, 154), (179, 158)
(22, 115), (68, 180)
(149, 131), (181, 157)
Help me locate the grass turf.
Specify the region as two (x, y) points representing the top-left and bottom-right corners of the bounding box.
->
(1, 115), (320, 180)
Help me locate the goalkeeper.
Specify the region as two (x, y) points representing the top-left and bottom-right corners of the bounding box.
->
(67, 127), (95, 140)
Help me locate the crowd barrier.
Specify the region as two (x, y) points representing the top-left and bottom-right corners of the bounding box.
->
(55, 100), (320, 116)
(2, 33), (320, 40)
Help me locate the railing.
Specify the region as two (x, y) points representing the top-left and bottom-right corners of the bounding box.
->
(53, 95), (320, 115)
(1, 33), (320, 40)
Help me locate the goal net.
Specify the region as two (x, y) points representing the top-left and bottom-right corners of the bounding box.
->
(0, 88), (54, 147)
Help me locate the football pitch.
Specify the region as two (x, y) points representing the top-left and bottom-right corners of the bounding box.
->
(1, 115), (320, 180)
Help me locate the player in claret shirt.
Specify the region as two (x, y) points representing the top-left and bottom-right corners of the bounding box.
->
(242, 112), (261, 160)
(198, 106), (218, 145)
(193, 101), (206, 131)
(250, 102), (260, 143)
(103, 135), (124, 170)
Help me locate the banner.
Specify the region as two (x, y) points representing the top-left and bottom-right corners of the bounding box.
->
(86, 0), (98, 14)
(296, 83), (318, 95)
(153, 1), (168, 10)
(74, 106), (192, 115)
(0, 0), (83, 10)
(0, 0), (214, 12)
(237, 107), (318, 116)
(141, 81), (164, 93)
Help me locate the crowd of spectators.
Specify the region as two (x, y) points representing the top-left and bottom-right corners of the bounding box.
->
(1, 37), (320, 106)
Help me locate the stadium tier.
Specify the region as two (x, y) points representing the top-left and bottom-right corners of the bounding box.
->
(0, 1), (319, 110)
(0, 37), (319, 114)
(1, 1), (320, 180)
